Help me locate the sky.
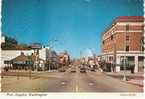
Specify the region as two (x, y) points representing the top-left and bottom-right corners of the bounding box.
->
(1, 0), (143, 58)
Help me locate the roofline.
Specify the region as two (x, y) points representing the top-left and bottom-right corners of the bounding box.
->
(101, 16), (144, 35)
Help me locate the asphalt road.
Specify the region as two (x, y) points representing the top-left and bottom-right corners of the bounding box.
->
(1, 68), (143, 92)
(46, 69), (143, 92)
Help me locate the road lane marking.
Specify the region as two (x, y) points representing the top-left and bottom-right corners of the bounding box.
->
(61, 81), (66, 85)
(74, 70), (79, 92)
(89, 82), (94, 86)
(75, 84), (79, 92)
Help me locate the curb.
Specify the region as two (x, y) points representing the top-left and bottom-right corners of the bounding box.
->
(104, 73), (144, 87)
(105, 73), (144, 79)
(122, 81), (144, 87)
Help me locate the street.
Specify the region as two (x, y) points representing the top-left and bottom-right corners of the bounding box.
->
(1, 67), (143, 92)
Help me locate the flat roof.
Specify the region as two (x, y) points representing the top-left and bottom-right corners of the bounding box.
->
(102, 16), (144, 35)
(116, 16), (144, 22)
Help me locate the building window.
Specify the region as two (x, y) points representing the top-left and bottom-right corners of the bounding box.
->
(109, 56), (113, 61)
(126, 35), (129, 41)
(141, 46), (144, 51)
(141, 37), (144, 51)
(111, 35), (113, 40)
(142, 25), (144, 30)
(126, 45), (129, 51)
(141, 37), (144, 44)
(126, 24), (129, 31)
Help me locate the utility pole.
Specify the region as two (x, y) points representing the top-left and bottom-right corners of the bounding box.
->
(111, 23), (116, 73)
(48, 48), (52, 72)
(123, 24), (129, 81)
(113, 29), (116, 73)
(31, 43), (42, 71)
(47, 39), (58, 72)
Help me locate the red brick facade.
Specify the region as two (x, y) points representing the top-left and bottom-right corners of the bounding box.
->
(102, 16), (144, 53)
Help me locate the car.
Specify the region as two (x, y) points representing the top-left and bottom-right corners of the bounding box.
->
(58, 68), (66, 72)
(90, 67), (95, 72)
(70, 67), (76, 73)
(37, 67), (43, 71)
(4, 67), (9, 72)
(80, 67), (86, 73)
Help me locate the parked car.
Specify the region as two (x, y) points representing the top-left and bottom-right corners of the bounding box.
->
(80, 67), (86, 73)
(4, 67), (9, 72)
(90, 67), (95, 72)
(70, 67), (76, 73)
(37, 67), (43, 71)
(58, 67), (66, 72)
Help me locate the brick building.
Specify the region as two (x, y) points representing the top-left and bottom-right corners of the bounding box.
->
(101, 16), (144, 72)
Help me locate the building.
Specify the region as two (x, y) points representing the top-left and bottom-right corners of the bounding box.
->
(3, 52), (45, 71)
(1, 36), (60, 71)
(58, 51), (70, 68)
(0, 36), (5, 43)
(1, 47), (49, 69)
(101, 16), (144, 72)
(0, 36), (5, 71)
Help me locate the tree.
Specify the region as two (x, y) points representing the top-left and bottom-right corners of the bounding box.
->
(1, 35), (30, 50)
(1, 36), (18, 50)
(5, 36), (18, 44)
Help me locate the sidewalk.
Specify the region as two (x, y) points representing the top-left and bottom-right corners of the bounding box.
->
(105, 71), (144, 87)
(124, 79), (144, 87)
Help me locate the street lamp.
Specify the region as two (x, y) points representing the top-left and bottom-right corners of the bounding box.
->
(48, 48), (52, 72)
(47, 39), (58, 72)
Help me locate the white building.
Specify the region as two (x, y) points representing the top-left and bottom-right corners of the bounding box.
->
(1, 47), (50, 68)
(0, 36), (5, 71)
